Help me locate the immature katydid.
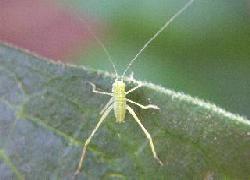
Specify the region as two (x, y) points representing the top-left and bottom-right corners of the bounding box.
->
(75, 0), (194, 175)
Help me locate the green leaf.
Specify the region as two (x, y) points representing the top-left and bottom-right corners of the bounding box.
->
(0, 42), (250, 179)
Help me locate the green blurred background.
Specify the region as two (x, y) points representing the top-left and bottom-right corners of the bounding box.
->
(2, 0), (249, 118)
(59, 0), (250, 118)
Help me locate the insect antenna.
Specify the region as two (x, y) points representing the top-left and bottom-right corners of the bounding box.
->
(85, 25), (119, 79)
(121, 0), (194, 79)
(70, 9), (119, 79)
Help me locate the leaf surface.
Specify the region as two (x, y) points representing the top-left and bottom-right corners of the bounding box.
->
(0, 43), (249, 179)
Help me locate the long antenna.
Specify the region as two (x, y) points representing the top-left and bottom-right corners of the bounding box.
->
(86, 26), (119, 78)
(69, 8), (118, 78)
(121, 0), (194, 79)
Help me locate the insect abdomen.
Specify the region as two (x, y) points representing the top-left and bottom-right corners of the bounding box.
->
(114, 99), (126, 123)
(113, 81), (126, 123)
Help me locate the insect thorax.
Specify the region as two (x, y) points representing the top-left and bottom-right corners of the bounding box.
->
(112, 80), (126, 123)
(112, 80), (125, 94)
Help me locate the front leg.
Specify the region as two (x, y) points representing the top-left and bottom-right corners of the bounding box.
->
(88, 82), (112, 96)
(126, 83), (143, 95)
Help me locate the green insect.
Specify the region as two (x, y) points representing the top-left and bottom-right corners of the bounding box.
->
(75, 0), (194, 175)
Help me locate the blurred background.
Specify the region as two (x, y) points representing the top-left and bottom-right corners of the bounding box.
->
(1, 0), (250, 118)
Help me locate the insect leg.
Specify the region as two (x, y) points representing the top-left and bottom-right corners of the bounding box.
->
(88, 82), (113, 96)
(100, 98), (114, 115)
(126, 105), (163, 166)
(126, 99), (159, 110)
(126, 83), (143, 94)
(75, 104), (113, 175)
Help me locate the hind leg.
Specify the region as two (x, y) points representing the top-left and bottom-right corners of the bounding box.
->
(75, 104), (113, 175)
(126, 105), (163, 165)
